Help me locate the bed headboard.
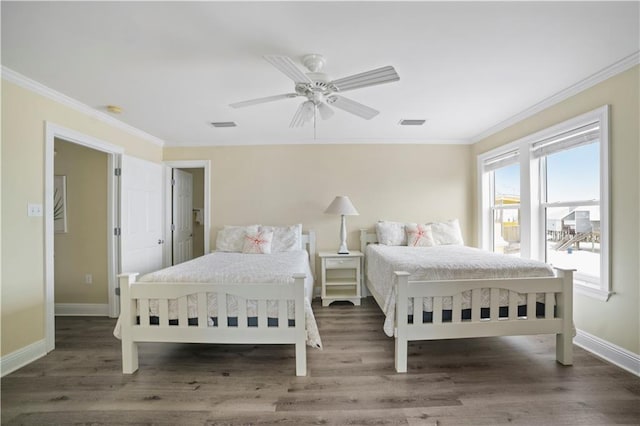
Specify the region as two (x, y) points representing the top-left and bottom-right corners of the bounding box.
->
(360, 229), (378, 254)
(302, 230), (316, 279)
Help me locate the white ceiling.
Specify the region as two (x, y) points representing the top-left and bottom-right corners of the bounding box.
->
(2, 1), (638, 147)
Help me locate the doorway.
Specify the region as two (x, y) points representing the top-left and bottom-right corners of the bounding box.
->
(44, 123), (122, 353)
(53, 139), (109, 316)
(164, 161), (211, 265)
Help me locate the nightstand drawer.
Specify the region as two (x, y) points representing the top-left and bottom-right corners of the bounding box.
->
(325, 258), (359, 269)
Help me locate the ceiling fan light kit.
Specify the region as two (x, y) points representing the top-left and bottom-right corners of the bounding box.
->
(230, 54), (400, 129)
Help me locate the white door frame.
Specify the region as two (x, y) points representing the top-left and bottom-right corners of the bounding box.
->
(44, 122), (123, 352)
(163, 160), (211, 262)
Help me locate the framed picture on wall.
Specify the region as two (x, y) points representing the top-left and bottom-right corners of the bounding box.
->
(54, 175), (67, 233)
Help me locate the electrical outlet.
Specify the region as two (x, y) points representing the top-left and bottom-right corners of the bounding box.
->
(28, 203), (43, 217)
(85, 274), (93, 284)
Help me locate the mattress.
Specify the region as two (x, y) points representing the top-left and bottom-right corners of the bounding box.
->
(365, 244), (555, 337)
(113, 250), (321, 348)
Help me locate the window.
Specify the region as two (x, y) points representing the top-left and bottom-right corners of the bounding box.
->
(478, 106), (610, 300)
(483, 151), (521, 256)
(537, 126), (601, 288)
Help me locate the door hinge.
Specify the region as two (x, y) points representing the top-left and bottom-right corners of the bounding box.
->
(115, 287), (120, 296)
(114, 168), (121, 176)
(171, 178), (176, 186)
(171, 224), (176, 232)
(114, 227), (121, 236)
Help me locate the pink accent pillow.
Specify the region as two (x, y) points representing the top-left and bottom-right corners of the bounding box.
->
(216, 225), (260, 252)
(242, 230), (274, 254)
(406, 223), (435, 247)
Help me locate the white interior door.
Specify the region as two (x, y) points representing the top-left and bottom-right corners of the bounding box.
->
(172, 169), (193, 264)
(120, 155), (164, 277)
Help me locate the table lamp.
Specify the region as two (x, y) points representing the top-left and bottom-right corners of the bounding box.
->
(324, 196), (359, 254)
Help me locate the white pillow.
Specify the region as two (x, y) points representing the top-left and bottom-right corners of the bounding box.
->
(260, 224), (302, 252)
(242, 229), (274, 254)
(216, 225), (260, 252)
(406, 223), (435, 247)
(376, 221), (407, 246)
(429, 219), (464, 245)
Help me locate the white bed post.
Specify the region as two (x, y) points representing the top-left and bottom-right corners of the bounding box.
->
(360, 229), (368, 253)
(306, 230), (317, 280)
(293, 273), (307, 376)
(554, 268), (574, 365)
(119, 273), (140, 374)
(394, 271), (410, 373)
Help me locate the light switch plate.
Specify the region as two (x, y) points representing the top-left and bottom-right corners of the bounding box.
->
(28, 203), (43, 217)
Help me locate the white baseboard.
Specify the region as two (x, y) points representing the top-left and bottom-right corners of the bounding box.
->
(1, 339), (47, 377)
(55, 303), (109, 316)
(575, 329), (640, 377)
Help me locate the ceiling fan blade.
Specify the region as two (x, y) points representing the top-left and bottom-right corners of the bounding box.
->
(289, 102), (305, 128)
(329, 66), (400, 92)
(229, 93), (297, 109)
(264, 55), (313, 84)
(317, 102), (334, 120)
(326, 95), (379, 120)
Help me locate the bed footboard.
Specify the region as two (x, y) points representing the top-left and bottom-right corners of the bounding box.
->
(118, 272), (307, 376)
(394, 268), (574, 373)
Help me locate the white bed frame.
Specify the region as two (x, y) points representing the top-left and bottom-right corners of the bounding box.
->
(360, 230), (574, 373)
(118, 231), (316, 377)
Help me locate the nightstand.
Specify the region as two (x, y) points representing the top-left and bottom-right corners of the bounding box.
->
(319, 251), (364, 307)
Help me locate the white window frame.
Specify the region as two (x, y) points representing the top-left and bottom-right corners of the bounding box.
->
(478, 105), (611, 301)
(484, 156), (522, 254)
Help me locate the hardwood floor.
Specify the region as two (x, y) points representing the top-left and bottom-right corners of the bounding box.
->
(2, 298), (639, 425)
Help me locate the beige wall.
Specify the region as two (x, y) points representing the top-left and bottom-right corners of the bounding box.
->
(164, 143), (474, 263)
(54, 139), (108, 304)
(1, 80), (163, 356)
(472, 66), (640, 355)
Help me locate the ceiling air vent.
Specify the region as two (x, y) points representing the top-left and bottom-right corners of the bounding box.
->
(399, 119), (426, 126)
(210, 121), (237, 128)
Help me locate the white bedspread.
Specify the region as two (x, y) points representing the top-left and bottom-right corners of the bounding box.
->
(365, 245), (555, 337)
(113, 251), (322, 348)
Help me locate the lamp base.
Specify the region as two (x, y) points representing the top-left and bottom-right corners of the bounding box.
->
(337, 242), (349, 255)
(336, 214), (350, 254)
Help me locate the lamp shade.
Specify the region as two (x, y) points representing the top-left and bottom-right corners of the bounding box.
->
(324, 196), (359, 216)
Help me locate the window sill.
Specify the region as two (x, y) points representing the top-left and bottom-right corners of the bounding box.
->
(575, 281), (613, 301)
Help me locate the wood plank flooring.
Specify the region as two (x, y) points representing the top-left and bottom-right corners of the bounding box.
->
(2, 298), (639, 425)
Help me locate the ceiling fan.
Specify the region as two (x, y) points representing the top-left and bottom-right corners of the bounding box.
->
(229, 54), (400, 128)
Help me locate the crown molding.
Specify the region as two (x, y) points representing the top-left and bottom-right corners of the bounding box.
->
(1, 66), (165, 147)
(471, 51), (640, 144)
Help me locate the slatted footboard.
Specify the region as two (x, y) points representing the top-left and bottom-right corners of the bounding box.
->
(118, 273), (307, 376)
(393, 269), (573, 373)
